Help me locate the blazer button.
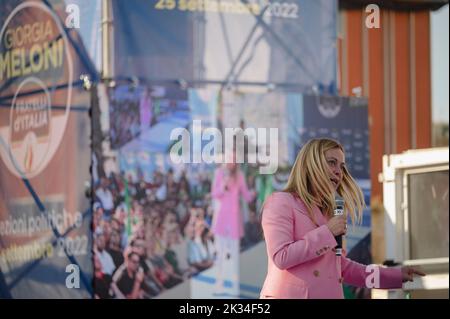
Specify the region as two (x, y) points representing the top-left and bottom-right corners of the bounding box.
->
(313, 270), (320, 277)
(338, 277), (343, 284)
(316, 251), (321, 256)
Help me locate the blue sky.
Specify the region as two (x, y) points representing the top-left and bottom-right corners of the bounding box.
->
(431, 4), (449, 124)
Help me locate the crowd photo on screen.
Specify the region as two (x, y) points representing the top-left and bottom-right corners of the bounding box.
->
(92, 161), (278, 298)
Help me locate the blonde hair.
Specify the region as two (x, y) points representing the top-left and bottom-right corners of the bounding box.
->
(284, 138), (365, 225)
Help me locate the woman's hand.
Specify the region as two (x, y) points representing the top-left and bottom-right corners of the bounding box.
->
(326, 216), (347, 236)
(401, 266), (426, 283)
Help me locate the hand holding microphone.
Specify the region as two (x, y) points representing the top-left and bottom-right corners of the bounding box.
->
(326, 195), (346, 256)
(326, 215), (347, 236)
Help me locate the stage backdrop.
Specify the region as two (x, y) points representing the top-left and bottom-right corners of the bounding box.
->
(112, 0), (338, 93)
(93, 86), (371, 299)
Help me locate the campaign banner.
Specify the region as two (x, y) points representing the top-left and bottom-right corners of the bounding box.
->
(112, 0), (337, 92)
(0, 0), (95, 298)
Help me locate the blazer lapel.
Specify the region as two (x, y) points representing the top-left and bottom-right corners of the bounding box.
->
(291, 193), (328, 227)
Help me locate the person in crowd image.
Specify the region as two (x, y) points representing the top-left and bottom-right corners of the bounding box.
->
(111, 251), (145, 299)
(95, 177), (115, 220)
(94, 231), (116, 276)
(186, 218), (214, 273)
(93, 254), (113, 299)
(211, 151), (256, 295)
(107, 230), (125, 269)
(260, 138), (425, 299)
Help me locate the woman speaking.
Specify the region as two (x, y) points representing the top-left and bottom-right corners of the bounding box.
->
(260, 138), (425, 299)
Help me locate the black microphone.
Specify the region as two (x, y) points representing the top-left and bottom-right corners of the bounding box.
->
(334, 195), (345, 256)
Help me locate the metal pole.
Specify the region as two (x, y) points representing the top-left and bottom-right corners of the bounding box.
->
(102, 0), (113, 80)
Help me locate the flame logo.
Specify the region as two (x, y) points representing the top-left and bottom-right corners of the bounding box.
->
(24, 141), (33, 172)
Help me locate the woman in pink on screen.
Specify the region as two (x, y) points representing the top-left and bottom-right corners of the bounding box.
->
(260, 138), (425, 299)
(211, 151), (255, 296)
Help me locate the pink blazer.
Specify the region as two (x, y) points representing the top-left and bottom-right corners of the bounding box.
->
(260, 192), (403, 299)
